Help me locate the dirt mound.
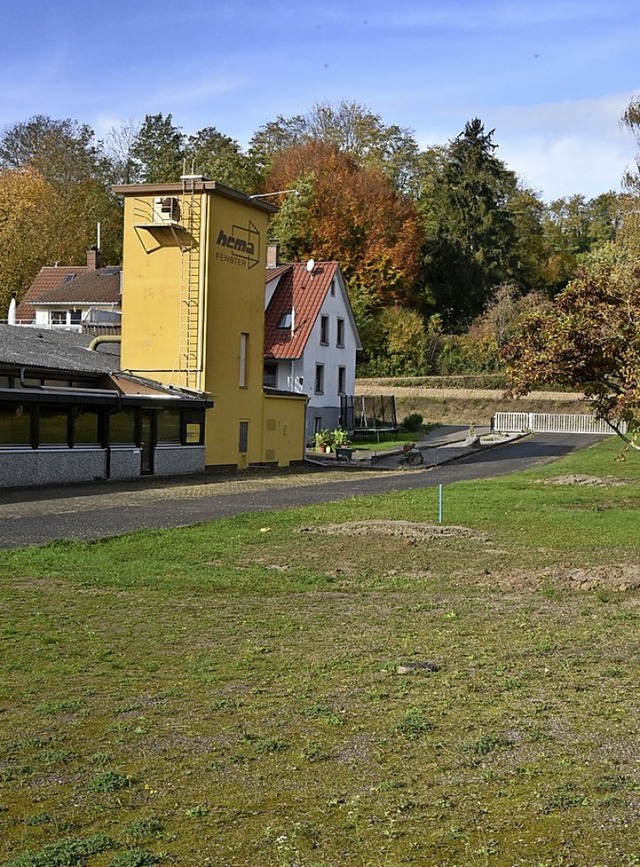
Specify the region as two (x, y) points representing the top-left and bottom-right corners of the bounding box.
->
(298, 520), (488, 542)
(488, 564), (640, 592)
(537, 474), (628, 487)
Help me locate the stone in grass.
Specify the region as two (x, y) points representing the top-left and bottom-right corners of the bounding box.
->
(396, 660), (440, 675)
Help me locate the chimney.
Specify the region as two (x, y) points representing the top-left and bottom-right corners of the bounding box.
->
(86, 246), (102, 271)
(266, 243), (280, 269)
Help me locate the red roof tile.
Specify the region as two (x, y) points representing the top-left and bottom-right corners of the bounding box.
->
(264, 261), (339, 359)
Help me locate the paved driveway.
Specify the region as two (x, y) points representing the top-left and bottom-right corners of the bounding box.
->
(0, 433), (601, 549)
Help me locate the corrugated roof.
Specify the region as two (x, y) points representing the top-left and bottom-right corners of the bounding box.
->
(16, 266), (89, 322)
(0, 327), (210, 404)
(264, 261), (339, 360)
(36, 268), (121, 305)
(0, 324), (118, 374)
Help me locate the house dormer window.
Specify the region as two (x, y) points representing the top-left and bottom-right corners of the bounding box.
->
(277, 312), (292, 329)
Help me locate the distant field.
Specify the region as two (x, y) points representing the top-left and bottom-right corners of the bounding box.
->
(356, 376), (586, 425)
(1, 438), (640, 866)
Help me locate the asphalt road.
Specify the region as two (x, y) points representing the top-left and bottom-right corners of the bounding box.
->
(0, 433), (601, 550)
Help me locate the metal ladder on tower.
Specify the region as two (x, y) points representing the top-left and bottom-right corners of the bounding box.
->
(179, 171), (202, 390)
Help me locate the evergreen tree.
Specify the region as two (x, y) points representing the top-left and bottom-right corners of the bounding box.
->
(419, 119), (520, 327)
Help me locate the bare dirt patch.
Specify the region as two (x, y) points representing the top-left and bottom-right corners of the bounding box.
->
(537, 474), (629, 487)
(482, 564), (640, 592)
(298, 520), (488, 542)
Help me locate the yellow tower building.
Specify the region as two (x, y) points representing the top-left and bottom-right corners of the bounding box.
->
(114, 178), (307, 469)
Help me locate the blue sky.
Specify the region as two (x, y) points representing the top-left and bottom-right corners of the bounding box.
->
(3, 0), (639, 201)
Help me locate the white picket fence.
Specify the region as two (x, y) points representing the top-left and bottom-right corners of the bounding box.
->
(492, 412), (626, 436)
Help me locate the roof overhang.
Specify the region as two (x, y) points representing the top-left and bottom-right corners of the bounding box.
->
(112, 181), (279, 214)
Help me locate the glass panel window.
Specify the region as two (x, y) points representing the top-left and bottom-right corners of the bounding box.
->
(338, 366), (346, 395)
(73, 406), (101, 446)
(263, 362), (277, 388)
(320, 315), (329, 345)
(0, 402), (31, 445)
(239, 421), (249, 453)
(183, 408), (205, 445)
(337, 318), (345, 347)
(109, 408), (137, 444)
(38, 405), (69, 446)
(277, 312), (292, 328)
(315, 364), (324, 394)
(50, 311), (67, 325)
(157, 408), (181, 443)
(70, 309), (82, 325)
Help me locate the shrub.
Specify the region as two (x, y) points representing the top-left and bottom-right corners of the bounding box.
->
(400, 413), (423, 432)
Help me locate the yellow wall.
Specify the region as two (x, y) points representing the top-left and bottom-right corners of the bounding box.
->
(262, 394), (308, 467)
(118, 185), (306, 468)
(120, 200), (186, 382)
(203, 196), (270, 466)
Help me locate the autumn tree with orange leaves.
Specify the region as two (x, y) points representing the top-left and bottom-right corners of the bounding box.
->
(502, 242), (640, 449)
(263, 141), (423, 312)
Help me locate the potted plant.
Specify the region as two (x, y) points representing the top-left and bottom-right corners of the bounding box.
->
(315, 429), (333, 453)
(332, 428), (354, 461)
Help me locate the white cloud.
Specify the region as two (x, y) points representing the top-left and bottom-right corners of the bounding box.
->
(500, 136), (632, 200)
(492, 94), (638, 199)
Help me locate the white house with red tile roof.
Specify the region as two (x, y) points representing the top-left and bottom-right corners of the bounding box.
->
(14, 249), (121, 331)
(264, 254), (361, 443)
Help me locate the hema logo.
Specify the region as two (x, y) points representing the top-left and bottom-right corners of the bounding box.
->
(215, 221), (260, 269)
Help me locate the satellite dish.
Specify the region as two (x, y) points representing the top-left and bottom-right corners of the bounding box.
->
(306, 258), (315, 273)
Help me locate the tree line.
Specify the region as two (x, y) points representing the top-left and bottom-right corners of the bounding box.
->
(0, 101), (638, 384)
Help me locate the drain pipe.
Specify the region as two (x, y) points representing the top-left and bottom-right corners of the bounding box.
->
(88, 335), (122, 351)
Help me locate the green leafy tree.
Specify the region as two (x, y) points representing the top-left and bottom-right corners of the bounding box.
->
(130, 113), (185, 183)
(0, 115), (108, 186)
(184, 126), (259, 191)
(355, 305), (431, 377)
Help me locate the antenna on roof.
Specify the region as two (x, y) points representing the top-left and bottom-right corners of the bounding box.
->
(306, 258), (315, 274)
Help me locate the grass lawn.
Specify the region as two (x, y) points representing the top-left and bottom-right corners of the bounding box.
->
(1, 438), (640, 866)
